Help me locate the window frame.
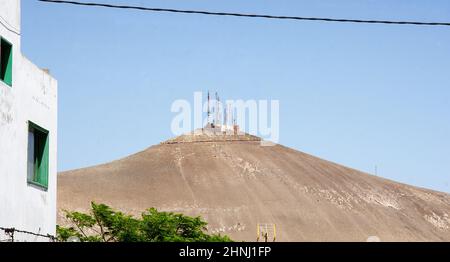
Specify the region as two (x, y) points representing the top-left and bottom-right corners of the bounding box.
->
(27, 121), (50, 190)
(0, 36), (13, 87)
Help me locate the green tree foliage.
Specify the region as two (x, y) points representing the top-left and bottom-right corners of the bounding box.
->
(57, 202), (232, 242)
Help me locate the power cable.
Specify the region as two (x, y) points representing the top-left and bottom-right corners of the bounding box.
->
(38, 0), (450, 27)
(0, 227), (56, 242)
(0, 15), (20, 35)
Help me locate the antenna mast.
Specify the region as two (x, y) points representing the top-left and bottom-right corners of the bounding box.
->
(215, 92), (219, 127)
(224, 104), (228, 128)
(207, 90), (211, 125)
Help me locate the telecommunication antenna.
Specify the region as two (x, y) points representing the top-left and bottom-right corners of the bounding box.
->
(215, 92), (220, 127)
(207, 90), (211, 125)
(224, 105), (227, 128)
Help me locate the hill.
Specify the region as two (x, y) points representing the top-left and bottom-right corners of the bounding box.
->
(58, 131), (450, 241)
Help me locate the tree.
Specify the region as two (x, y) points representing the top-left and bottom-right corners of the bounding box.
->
(57, 202), (232, 242)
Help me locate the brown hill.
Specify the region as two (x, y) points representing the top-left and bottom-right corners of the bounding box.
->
(58, 132), (450, 241)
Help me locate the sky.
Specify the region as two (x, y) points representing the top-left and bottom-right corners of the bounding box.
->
(21, 0), (450, 193)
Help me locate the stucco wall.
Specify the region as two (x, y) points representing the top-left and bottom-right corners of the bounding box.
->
(0, 0), (58, 241)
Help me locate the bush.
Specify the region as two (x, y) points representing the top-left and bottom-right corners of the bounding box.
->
(57, 202), (232, 242)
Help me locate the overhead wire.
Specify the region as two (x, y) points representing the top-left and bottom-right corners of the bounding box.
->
(38, 0), (450, 27)
(0, 15), (20, 35)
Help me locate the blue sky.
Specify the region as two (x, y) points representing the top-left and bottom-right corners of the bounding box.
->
(22, 0), (450, 192)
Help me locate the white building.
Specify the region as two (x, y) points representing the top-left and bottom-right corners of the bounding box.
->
(0, 0), (57, 241)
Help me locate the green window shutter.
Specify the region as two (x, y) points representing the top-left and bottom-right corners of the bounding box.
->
(38, 134), (49, 187)
(1, 37), (13, 86)
(4, 44), (12, 86)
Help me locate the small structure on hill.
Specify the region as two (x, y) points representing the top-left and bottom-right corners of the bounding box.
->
(204, 91), (240, 136)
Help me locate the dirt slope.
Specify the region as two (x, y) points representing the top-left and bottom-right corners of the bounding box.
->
(58, 133), (450, 241)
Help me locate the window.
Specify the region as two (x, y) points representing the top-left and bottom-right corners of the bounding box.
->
(0, 37), (13, 86)
(27, 122), (49, 189)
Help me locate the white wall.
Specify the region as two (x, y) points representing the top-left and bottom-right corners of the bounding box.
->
(0, 0), (58, 242)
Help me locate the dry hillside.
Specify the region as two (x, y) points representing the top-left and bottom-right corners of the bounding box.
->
(58, 132), (450, 241)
